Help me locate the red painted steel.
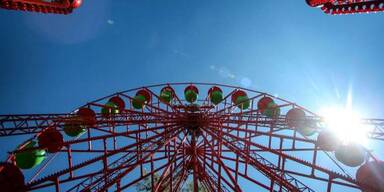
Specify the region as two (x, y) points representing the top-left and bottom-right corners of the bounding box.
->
(307, 0), (384, 14)
(0, 83), (383, 192)
(0, 0), (80, 14)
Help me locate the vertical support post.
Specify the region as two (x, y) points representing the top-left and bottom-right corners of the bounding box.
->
(311, 146), (318, 176)
(55, 177), (60, 192)
(113, 125), (117, 150)
(327, 175), (333, 192)
(277, 138), (283, 168)
(67, 145), (73, 178)
(292, 130), (297, 149)
(170, 159), (173, 192)
(151, 155), (154, 192)
(87, 127), (92, 150)
(270, 179), (275, 192)
(192, 132), (199, 192)
(103, 138), (108, 192)
(116, 179), (121, 192)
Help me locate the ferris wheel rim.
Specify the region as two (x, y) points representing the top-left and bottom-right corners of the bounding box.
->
(75, 82), (319, 117)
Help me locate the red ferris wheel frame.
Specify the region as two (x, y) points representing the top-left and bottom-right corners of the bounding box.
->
(0, 82), (384, 192)
(0, 0), (81, 14)
(306, 0), (384, 15)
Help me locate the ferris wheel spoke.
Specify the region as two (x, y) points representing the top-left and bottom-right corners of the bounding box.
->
(196, 142), (237, 192)
(90, 128), (183, 191)
(11, 123), (179, 155)
(214, 113), (286, 128)
(90, 110), (178, 126)
(220, 113), (384, 142)
(172, 163), (189, 192)
(203, 126), (310, 192)
(116, 160), (171, 192)
(196, 153), (240, 192)
(118, 155), (185, 192)
(0, 113), (72, 136)
(201, 133), (243, 192)
(160, 156), (186, 192)
(207, 122), (317, 149)
(169, 87), (187, 107)
(31, 155), (171, 191)
(112, 155), (184, 192)
(29, 152), (139, 190)
(67, 141), (181, 191)
(163, 153), (190, 192)
(199, 152), (270, 191)
(0, 110), (178, 137)
(193, 147), (223, 192)
(214, 152), (358, 191)
(153, 133), (187, 192)
(152, 156), (185, 192)
(26, 125), (182, 190)
(204, 126), (361, 191)
(24, 124), (170, 186)
(68, 140), (182, 192)
(361, 118), (384, 141)
(219, 112), (384, 142)
(196, 164), (218, 192)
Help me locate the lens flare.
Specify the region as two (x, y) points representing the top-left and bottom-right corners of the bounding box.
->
(320, 107), (368, 146)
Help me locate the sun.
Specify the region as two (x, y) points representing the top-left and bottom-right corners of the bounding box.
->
(320, 107), (368, 146)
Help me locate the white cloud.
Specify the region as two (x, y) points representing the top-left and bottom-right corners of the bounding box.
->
(209, 65), (253, 88)
(173, 49), (188, 57)
(240, 77), (252, 88)
(107, 19), (114, 25)
(218, 67), (236, 79)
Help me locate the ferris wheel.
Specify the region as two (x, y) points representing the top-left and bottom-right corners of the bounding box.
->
(0, 83), (383, 192)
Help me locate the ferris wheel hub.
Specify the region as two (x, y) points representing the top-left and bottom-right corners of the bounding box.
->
(182, 112), (207, 137)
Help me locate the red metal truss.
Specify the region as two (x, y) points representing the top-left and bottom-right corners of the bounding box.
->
(0, 83), (383, 192)
(0, 0), (80, 14)
(307, 0), (384, 14)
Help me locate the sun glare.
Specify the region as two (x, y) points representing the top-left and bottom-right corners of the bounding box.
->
(320, 107), (368, 146)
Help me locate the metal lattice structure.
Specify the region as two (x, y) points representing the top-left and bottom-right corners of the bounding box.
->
(1, 83), (384, 192)
(306, 0), (384, 14)
(0, 0), (81, 14)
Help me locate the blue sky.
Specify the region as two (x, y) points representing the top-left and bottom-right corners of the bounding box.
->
(1, 0), (384, 117)
(1, 0), (384, 191)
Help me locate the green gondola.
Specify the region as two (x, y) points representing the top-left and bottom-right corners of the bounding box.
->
(235, 95), (250, 110)
(210, 90), (223, 105)
(64, 118), (86, 137)
(101, 101), (120, 116)
(132, 94), (147, 109)
(160, 89), (173, 103)
(15, 141), (46, 169)
(263, 102), (280, 118)
(185, 89), (198, 103)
